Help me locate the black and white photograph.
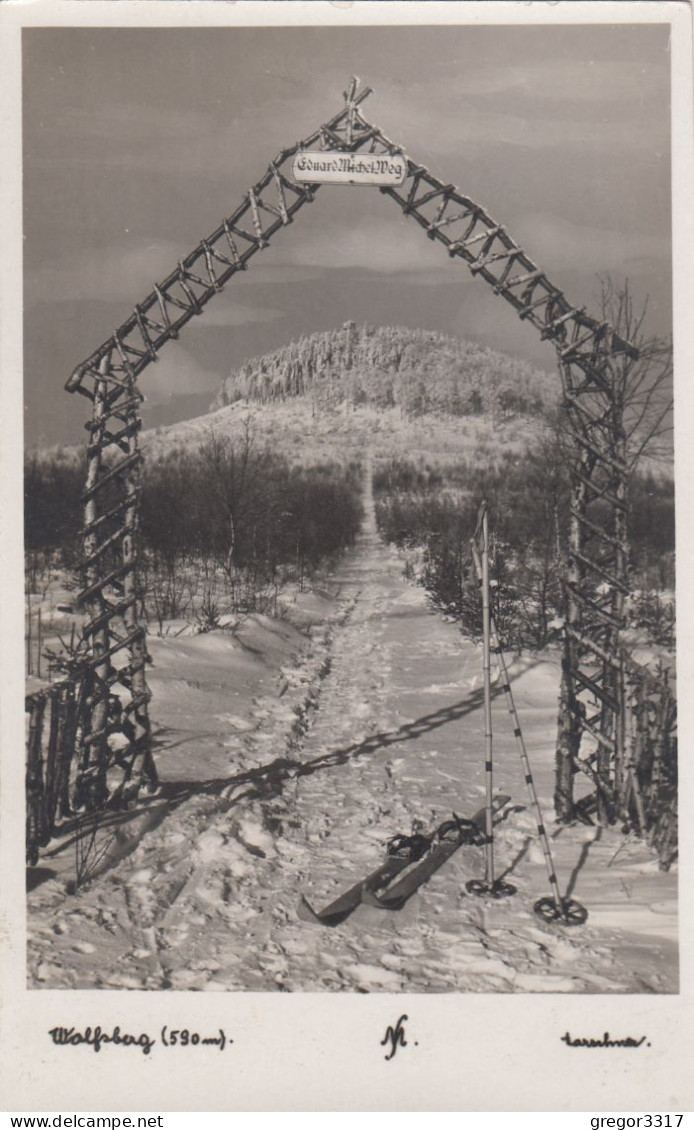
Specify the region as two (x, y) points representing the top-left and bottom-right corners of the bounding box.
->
(3, 0), (693, 1113)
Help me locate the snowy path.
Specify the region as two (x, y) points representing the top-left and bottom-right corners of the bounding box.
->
(27, 474), (677, 993)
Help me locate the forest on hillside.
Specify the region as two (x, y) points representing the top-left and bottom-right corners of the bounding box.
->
(373, 440), (675, 655)
(214, 322), (557, 420)
(24, 430), (363, 631)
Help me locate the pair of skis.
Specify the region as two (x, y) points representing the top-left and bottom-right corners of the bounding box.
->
(298, 795), (510, 926)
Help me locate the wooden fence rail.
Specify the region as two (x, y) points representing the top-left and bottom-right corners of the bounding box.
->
(25, 672), (92, 865)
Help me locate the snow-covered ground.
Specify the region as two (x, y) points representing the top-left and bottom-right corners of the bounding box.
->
(143, 398), (538, 469)
(27, 476), (677, 993)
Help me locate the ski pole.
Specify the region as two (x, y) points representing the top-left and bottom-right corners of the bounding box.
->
(480, 504), (494, 886)
(470, 540), (587, 926)
(466, 503), (515, 901)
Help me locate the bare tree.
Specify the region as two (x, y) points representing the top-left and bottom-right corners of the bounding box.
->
(197, 417), (258, 578)
(597, 275), (673, 472)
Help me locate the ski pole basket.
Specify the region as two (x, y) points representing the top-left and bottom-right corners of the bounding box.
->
(533, 896), (589, 926)
(466, 878), (517, 899)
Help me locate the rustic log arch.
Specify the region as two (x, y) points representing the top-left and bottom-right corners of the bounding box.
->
(31, 78), (640, 855)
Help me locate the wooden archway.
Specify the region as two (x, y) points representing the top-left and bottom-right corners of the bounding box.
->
(27, 78), (637, 860)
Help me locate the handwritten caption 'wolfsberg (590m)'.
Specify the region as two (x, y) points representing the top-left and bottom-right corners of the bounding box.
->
(47, 1025), (231, 1055)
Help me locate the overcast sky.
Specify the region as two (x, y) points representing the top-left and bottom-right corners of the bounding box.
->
(23, 23), (671, 448)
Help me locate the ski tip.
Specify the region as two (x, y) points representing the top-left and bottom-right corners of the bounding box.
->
(297, 894), (324, 925)
(298, 893), (352, 927)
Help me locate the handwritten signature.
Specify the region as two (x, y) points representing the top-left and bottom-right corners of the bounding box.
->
(561, 1031), (650, 1048)
(381, 1014), (412, 1060)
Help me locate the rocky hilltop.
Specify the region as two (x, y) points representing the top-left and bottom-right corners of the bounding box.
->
(213, 322), (557, 421)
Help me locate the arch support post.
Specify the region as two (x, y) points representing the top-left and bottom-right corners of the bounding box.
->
(74, 354), (156, 811)
(555, 467), (587, 823)
(554, 354), (631, 828)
